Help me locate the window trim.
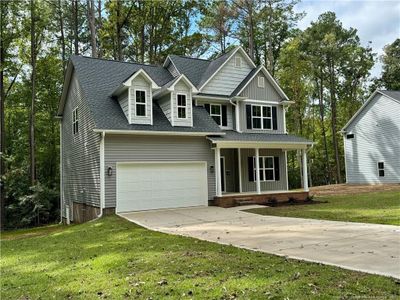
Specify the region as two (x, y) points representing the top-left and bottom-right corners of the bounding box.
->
(209, 103), (222, 125)
(253, 156), (275, 182)
(378, 161), (385, 177)
(235, 56), (242, 68)
(257, 76), (265, 88)
(176, 93), (188, 119)
(251, 104), (272, 130)
(72, 107), (78, 135)
(134, 89), (147, 118)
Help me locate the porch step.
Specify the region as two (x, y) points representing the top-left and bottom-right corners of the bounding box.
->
(235, 198), (258, 206)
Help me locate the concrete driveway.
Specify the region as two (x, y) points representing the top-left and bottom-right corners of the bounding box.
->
(119, 205), (400, 279)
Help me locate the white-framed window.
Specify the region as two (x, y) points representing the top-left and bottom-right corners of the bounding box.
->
(253, 156), (274, 181)
(210, 104), (222, 125)
(258, 76), (265, 88)
(72, 107), (78, 135)
(135, 89), (146, 117)
(177, 93), (187, 119)
(378, 162), (385, 177)
(235, 56), (242, 68)
(252, 105), (272, 130)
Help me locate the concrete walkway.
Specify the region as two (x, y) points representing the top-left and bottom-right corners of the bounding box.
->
(120, 205), (400, 279)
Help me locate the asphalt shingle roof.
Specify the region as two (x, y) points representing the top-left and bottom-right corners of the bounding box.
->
(230, 67), (260, 97)
(70, 56), (222, 133)
(208, 130), (313, 144)
(379, 90), (400, 101)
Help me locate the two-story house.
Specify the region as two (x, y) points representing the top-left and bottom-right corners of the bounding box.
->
(57, 46), (313, 223)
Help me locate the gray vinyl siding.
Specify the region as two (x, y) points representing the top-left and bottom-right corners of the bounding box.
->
(240, 149), (287, 192)
(202, 52), (253, 95)
(171, 80), (192, 127)
(167, 61), (179, 77)
(61, 71), (101, 218)
(129, 74), (152, 125)
(196, 99), (233, 130)
(344, 94), (400, 184)
(104, 135), (215, 207)
(239, 101), (285, 134)
(158, 93), (172, 122)
(240, 73), (282, 101)
(118, 90), (129, 120)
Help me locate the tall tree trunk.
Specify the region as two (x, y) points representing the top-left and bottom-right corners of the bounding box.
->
(317, 75), (331, 184)
(30, 0), (36, 186)
(329, 61), (342, 183)
(97, 0), (103, 58)
(73, 0), (79, 55)
(116, 0), (122, 61)
(87, 0), (97, 57)
(58, 0), (66, 73)
(0, 1), (5, 231)
(247, 0), (255, 61)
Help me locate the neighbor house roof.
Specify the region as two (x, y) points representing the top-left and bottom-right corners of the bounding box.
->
(341, 89), (400, 132)
(60, 56), (222, 134)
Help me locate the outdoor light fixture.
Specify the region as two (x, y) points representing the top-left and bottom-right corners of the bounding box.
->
(107, 166), (113, 176)
(210, 165), (214, 173)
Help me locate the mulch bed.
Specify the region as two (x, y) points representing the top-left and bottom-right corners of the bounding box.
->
(262, 199), (328, 207)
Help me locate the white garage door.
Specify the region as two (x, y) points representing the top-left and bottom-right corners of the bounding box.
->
(116, 162), (208, 212)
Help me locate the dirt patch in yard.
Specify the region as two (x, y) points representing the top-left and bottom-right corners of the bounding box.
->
(310, 183), (400, 196)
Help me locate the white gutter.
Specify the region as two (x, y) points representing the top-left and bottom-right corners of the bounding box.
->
(93, 129), (225, 136)
(97, 131), (105, 218)
(59, 121), (63, 223)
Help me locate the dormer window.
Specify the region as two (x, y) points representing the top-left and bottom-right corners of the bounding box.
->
(177, 93), (187, 119)
(235, 56), (242, 68)
(258, 76), (265, 88)
(135, 89), (146, 117)
(72, 107), (78, 135)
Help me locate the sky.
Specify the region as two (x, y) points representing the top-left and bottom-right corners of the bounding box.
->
(294, 0), (400, 78)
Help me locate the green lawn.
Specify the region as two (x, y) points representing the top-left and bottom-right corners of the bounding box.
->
(246, 191), (400, 225)
(1, 216), (399, 299)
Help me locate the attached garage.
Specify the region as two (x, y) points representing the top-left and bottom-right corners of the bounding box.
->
(116, 161), (208, 212)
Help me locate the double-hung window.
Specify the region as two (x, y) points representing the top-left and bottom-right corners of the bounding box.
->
(177, 94), (187, 119)
(252, 105), (272, 130)
(210, 104), (222, 125)
(135, 90), (146, 117)
(72, 107), (78, 135)
(253, 156), (274, 181)
(378, 162), (385, 177)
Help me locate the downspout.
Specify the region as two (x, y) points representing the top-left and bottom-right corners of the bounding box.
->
(59, 120), (63, 224)
(229, 98), (241, 132)
(97, 131), (105, 218)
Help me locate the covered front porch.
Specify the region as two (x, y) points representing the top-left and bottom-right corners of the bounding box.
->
(208, 131), (312, 207)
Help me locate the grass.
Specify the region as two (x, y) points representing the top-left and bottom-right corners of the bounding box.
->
(246, 191), (400, 225)
(1, 216), (399, 299)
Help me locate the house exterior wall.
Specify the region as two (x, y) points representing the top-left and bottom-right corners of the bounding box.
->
(104, 135), (215, 208)
(240, 149), (287, 192)
(171, 80), (192, 127)
(129, 74), (152, 125)
(118, 90), (129, 120)
(166, 61), (179, 77)
(344, 94), (400, 183)
(61, 71), (101, 219)
(195, 98), (234, 130)
(202, 52), (253, 95)
(239, 72), (282, 101)
(158, 93), (172, 122)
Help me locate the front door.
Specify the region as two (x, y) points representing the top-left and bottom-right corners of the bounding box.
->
(220, 156), (226, 192)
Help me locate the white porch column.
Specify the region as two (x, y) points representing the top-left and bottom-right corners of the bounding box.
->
(255, 148), (261, 194)
(235, 102), (241, 132)
(302, 149), (309, 192)
(215, 147), (222, 197)
(238, 148), (242, 193)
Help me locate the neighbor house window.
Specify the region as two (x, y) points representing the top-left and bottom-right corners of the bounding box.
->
(258, 76), (265, 88)
(177, 94), (187, 119)
(346, 133), (354, 139)
(253, 156), (274, 181)
(252, 105), (272, 130)
(378, 162), (384, 177)
(235, 56), (242, 68)
(135, 90), (146, 117)
(72, 107), (78, 135)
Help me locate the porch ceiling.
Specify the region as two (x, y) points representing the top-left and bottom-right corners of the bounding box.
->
(207, 130), (313, 149)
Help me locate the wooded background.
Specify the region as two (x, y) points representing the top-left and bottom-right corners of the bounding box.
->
(0, 0), (399, 229)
